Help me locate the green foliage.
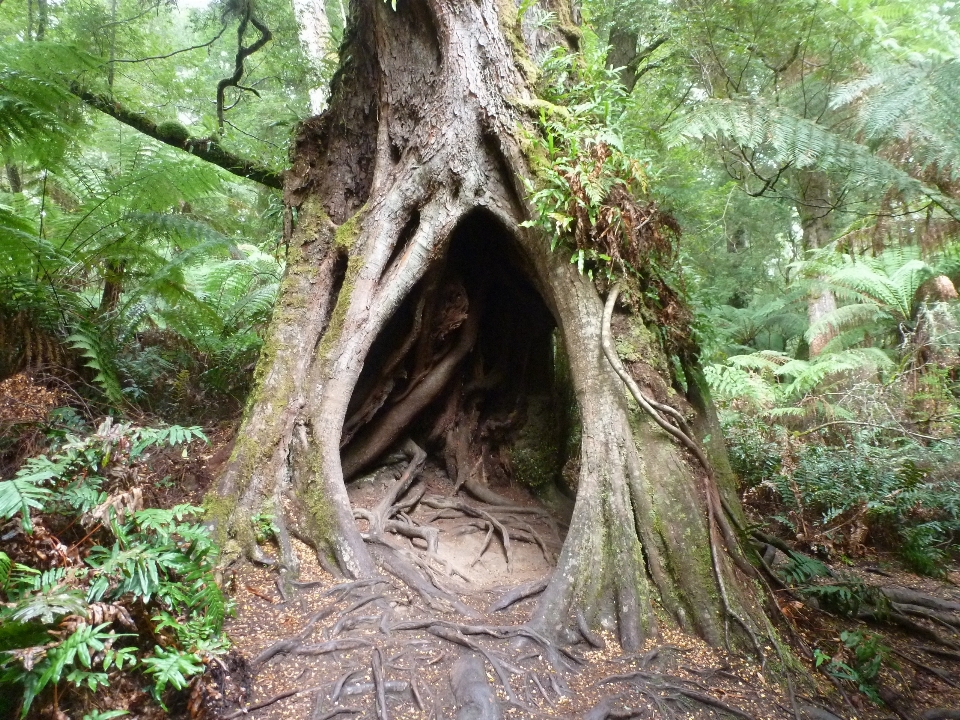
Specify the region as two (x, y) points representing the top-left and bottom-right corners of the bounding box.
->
(670, 98), (960, 217)
(0, 42), (92, 165)
(0, 37), (285, 417)
(141, 646), (203, 698)
(797, 247), (943, 352)
(814, 630), (890, 703)
(727, 412), (960, 574)
(0, 420), (227, 717)
(520, 45), (688, 302)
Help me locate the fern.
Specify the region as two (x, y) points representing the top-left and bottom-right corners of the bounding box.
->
(141, 646), (203, 697)
(0, 43), (93, 165)
(66, 329), (124, 406)
(10, 588), (88, 624)
(0, 473), (54, 531)
(669, 99), (960, 216)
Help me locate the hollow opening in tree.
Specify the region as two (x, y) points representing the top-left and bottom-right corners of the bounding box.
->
(339, 209), (576, 581)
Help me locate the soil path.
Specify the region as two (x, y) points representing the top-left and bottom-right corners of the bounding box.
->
(216, 466), (799, 720)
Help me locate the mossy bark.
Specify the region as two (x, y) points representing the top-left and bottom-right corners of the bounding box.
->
(216, 0), (769, 656)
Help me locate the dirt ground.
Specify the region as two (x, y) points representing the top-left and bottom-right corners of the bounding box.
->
(213, 464), (900, 720)
(7, 371), (956, 720)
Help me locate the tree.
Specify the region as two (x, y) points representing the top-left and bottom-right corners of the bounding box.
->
(209, 0), (774, 658)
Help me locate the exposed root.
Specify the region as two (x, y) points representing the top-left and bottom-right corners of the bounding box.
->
(452, 652), (503, 720)
(488, 577), (549, 613)
(430, 625), (521, 705)
(222, 685), (358, 719)
(369, 541), (482, 618)
(252, 606), (336, 668)
(601, 285), (765, 661)
(372, 647), (389, 720)
(460, 471), (519, 507)
(891, 648), (960, 689)
(583, 695), (635, 720)
(313, 709), (364, 720)
(297, 638), (374, 656)
(577, 609), (606, 649)
(324, 577), (393, 600)
(332, 668), (364, 703)
(598, 670), (757, 720)
(389, 617), (581, 673)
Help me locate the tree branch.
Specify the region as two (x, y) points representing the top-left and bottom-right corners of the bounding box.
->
(69, 85), (283, 189)
(110, 23), (228, 63)
(217, 10), (272, 132)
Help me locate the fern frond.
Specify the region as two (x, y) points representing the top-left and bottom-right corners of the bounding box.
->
(66, 329), (124, 406)
(0, 475), (53, 531)
(669, 99), (960, 214)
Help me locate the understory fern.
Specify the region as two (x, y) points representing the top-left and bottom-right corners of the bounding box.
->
(0, 45), (283, 415)
(0, 419), (229, 717)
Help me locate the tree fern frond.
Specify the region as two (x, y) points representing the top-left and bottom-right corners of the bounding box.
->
(804, 302), (887, 344)
(0, 43), (94, 165)
(669, 99), (960, 215)
(703, 363), (777, 407)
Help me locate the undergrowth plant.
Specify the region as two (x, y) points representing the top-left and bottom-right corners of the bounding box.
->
(0, 418), (229, 718)
(728, 415), (960, 574)
(814, 630), (890, 704)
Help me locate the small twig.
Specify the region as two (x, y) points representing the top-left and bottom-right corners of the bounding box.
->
(796, 419), (948, 442)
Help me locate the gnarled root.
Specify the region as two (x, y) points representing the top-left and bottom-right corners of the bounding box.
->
(452, 653), (503, 720)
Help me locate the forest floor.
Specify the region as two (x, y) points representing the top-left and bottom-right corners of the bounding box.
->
(6, 367), (955, 720)
(182, 431), (960, 720)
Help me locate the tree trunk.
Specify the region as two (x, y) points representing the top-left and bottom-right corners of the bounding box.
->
(798, 170), (838, 357)
(211, 0), (768, 655)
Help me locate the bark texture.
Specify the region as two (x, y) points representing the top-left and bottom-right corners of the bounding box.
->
(213, 0), (767, 654)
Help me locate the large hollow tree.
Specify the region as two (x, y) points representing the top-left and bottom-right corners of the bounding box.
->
(209, 0), (774, 656)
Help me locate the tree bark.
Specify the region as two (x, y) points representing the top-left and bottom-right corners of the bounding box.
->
(798, 170), (838, 357)
(212, 0), (766, 655)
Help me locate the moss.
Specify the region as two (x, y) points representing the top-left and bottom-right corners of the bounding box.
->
(333, 207), (364, 250)
(508, 96), (570, 119)
(202, 491), (238, 548)
(618, 315), (671, 377)
(317, 252), (362, 361)
(508, 395), (562, 489)
(495, 0), (540, 83)
(313, 207), (367, 362)
(156, 120), (190, 144)
(301, 447), (336, 547)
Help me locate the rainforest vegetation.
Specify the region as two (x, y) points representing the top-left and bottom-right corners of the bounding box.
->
(1, 0), (959, 717)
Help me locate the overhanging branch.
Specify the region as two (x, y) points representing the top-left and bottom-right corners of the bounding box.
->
(70, 85), (283, 190)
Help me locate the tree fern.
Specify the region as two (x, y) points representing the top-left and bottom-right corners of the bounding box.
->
(797, 248), (941, 351)
(0, 43), (92, 165)
(668, 99), (960, 217)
